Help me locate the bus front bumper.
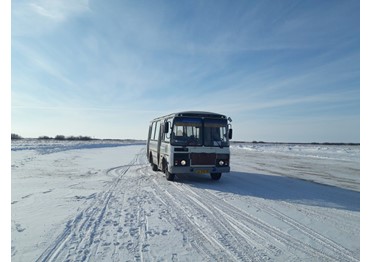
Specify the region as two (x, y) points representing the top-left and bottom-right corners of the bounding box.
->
(169, 166), (230, 174)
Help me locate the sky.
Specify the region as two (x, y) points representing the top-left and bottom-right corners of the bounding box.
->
(10, 0), (360, 142)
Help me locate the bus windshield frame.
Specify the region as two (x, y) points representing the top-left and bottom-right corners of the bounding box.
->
(171, 117), (229, 147)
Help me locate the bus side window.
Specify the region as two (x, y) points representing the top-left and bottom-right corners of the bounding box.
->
(151, 122), (156, 140)
(155, 121), (161, 140)
(148, 125), (152, 141)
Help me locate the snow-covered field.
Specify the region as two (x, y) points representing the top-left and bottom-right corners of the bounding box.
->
(11, 140), (360, 261)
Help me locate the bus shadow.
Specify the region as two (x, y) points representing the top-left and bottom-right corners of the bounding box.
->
(175, 171), (360, 212)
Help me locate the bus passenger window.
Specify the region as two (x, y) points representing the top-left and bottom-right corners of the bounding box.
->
(151, 122), (156, 140)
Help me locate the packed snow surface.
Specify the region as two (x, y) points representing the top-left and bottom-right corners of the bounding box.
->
(11, 140), (360, 261)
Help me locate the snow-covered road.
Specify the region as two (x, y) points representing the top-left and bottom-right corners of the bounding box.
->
(11, 141), (359, 261)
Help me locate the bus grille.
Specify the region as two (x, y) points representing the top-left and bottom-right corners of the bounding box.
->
(190, 153), (216, 165)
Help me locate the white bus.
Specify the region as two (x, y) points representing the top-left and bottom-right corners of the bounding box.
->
(146, 111), (233, 181)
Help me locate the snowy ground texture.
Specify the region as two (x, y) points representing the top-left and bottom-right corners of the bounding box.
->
(11, 139), (360, 261)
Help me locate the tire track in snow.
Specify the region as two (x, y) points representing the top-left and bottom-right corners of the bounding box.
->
(105, 163), (158, 262)
(149, 178), (236, 260)
(170, 182), (285, 260)
(181, 184), (358, 261)
(256, 203), (359, 261)
(36, 151), (142, 262)
(149, 175), (273, 261)
(281, 201), (358, 232)
(35, 147), (358, 261)
(146, 164), (333, 261)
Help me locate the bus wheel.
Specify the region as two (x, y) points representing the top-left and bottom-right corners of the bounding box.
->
(150, 155), (158, 171)
(165, 167), (175, 181)
(211, 173), (222, 180)
(152, 164), (158, 171)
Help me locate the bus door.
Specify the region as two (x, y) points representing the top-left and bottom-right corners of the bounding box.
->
(147, 125), (152, 159)
(156, 123), (163, 166)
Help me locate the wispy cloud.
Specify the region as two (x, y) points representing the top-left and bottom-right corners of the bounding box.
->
(12, 0), (90, 36)
(11, 0), (360, 142)
(29, 0), (90, 21)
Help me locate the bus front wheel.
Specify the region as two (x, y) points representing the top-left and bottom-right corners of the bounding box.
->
(165, 167), (175, 181)
(210, 173), (222, 180)
(152, 164), (158, 171)
(150, 155), (158, 171)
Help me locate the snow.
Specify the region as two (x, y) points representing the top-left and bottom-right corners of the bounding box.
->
(11, 140), (360, 261)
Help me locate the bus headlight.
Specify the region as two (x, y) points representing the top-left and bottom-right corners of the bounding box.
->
(174, 153), (190, 166)
(216, 155), (229, 166)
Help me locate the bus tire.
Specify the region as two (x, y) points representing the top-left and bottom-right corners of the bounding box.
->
(150, 155), (158, 171)
(165, 166), (175, 181)
(211, 173), (222, 180)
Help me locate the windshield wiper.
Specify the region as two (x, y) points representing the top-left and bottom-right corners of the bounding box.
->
(216, 139), (224, 148)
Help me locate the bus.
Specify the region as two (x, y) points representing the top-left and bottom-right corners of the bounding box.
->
(146, 111), (233, 181)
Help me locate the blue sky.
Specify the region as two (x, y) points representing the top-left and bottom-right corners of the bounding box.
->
(11, 0), (360, 142)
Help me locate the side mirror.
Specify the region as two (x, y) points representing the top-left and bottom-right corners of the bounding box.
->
(228, 129), (233, 139)
(164, 121), (169, 133)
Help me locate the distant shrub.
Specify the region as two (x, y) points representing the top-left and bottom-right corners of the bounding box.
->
(11, 133), (23, 140)
(77, 136), (93, 141)
(53, 135), (93, 141)
(38, 136), (52, 140)
(66, 136), (93, 141)
(55, 135), (66, 140)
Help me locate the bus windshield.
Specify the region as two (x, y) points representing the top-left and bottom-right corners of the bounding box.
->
(171, 117), (229, 147)
(172, 117), (202, 146)
(204, 118), (229, 147)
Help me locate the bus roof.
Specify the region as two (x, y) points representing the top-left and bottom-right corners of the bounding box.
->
(151, 111), (227, 122)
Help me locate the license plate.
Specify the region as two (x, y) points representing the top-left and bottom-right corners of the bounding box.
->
(196, 170), (209, 174)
